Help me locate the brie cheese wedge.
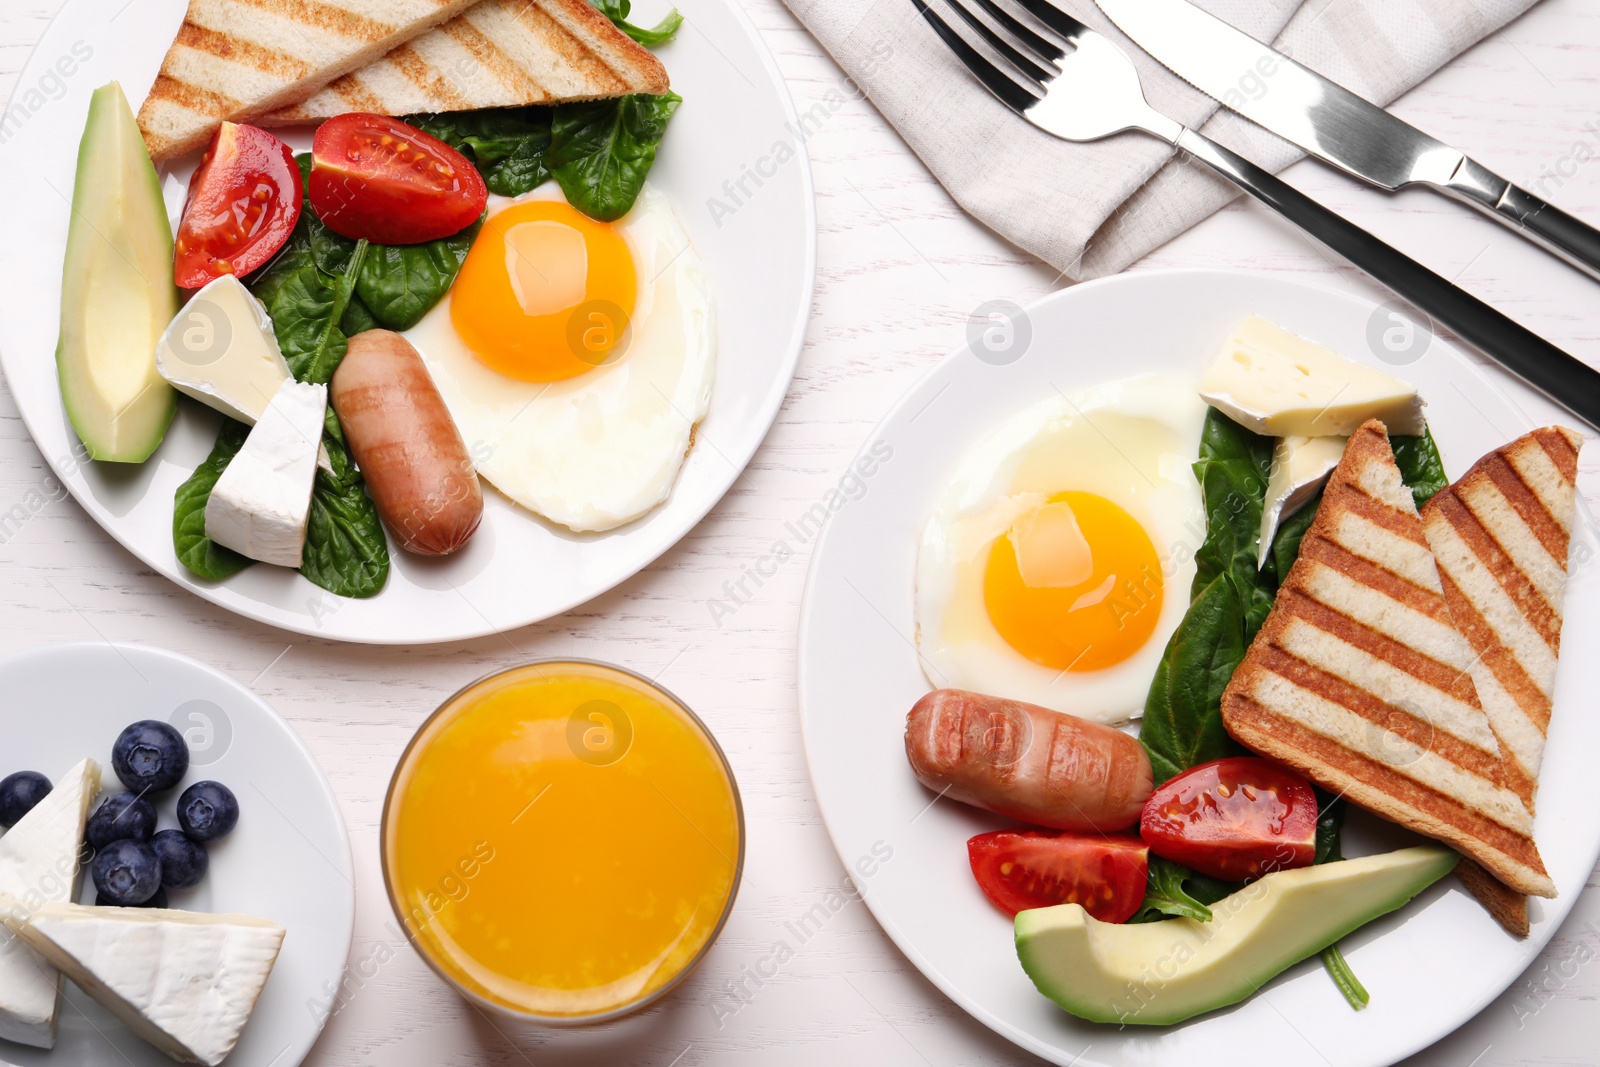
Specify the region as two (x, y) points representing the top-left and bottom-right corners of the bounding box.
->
(156, 276), (293, 426)
(1200, 316), (1426, 437)
(0, 758), (100, 1049)
(15, 904), (285, 1067)
(204, 379), (327, 568)
(1258, 435), (1347, 567)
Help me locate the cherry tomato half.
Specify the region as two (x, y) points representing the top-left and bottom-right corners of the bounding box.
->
(1139, 757), (1318, 881)
(308, 114), (487, 244)
(967, 830), (1148, 922)
(173, 122), (302, 289)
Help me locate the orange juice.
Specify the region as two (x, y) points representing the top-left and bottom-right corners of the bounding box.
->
(383, 661), (742, 1020)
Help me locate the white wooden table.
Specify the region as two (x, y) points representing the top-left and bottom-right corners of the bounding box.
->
(4, 1), (1600, 1064)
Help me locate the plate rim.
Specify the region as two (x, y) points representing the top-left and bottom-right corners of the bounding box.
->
(0, 638), (356, 1067)
(795, 266), (1581, 1067)
(0, 0), (817, 645)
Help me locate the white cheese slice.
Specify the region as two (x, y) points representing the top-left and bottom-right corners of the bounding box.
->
(15, 903), (284, 1067)
(1259, 435), (1347, 567)
(0, 758), (100, 1049)
(204, 379), (326, 568)
(156, 276), (293, 425)
(1200, 316), (1426, 437)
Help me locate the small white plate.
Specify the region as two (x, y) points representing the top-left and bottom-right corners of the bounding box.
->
(0, 0), (814, 643)
(0, 642), (354, 1067)
(798, 270), (1600, 1067)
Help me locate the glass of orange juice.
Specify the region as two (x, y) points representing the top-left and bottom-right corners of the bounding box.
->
(382, 659), (744, 1023)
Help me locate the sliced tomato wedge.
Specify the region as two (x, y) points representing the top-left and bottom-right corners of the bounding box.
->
(173, 122), (302, 289)
(308, 114), (487, 244)
(967, 830), (1147, 921)
(1139, 757), (1318, 881)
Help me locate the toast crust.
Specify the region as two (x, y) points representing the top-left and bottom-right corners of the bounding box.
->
(1221, 421), (1555, 898)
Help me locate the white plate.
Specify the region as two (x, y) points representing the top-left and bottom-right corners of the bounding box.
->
(797, 270), (1600, 1067)
(0, 0), (814, 643)
(0, 642), (354, 1067)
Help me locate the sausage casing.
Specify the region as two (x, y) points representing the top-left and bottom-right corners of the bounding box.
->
(904, 689), (1152, 831)
(331, 330), (483, 556)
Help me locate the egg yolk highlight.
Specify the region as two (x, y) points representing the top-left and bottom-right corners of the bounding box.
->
(984, 491), (1163, 672)
(450, 199), (638, 382)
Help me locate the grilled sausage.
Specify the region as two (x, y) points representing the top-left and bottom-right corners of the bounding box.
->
(904, 689), (1152, 832)
(331, 330), (482, 556)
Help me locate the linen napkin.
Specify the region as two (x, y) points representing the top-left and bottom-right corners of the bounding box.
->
(781, 0), (1541, 280)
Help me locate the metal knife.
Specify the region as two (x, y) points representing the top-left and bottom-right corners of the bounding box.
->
(1093, 0), (1600, 282)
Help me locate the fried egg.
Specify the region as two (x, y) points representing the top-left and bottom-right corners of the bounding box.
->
(406, 183), (714, 533)
(915, 375), (1207, 724)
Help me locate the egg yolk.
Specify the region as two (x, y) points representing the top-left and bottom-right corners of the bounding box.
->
(984, 491), (1163, 672)
(450, 199), (638, 382)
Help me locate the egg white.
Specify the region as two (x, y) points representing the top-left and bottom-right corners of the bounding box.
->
(914, 374), (1207, 724)
(405, 182), (715, 533)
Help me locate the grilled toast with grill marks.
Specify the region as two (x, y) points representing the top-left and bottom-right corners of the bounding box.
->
(1221, 420), (1553, 899)
(263, 0), (668, 124)
(1419, 426), (1584, 934)
(137, 0), (481, 161)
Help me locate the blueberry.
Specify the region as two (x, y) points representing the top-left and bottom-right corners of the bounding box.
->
(0, 772), (51, 827)
(151, 829), (208, 889)
(96, 886), (167, 909)
(176, 781), (238, 842)
(85, 792), (157, 850)
(90, 839), (162, 906)
(111, 721), (189, 795)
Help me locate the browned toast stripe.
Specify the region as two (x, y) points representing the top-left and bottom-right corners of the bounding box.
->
(1221, 421), (1555, 899)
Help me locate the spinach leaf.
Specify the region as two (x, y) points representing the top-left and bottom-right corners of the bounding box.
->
(340, 294), (379, 337)
(1266, 491), (1319, 588)
(550, 93), (681, 221)
(590, 0), (683, 45)
(1139, 573), (1247, 785)
(299, 435), (389, 599)
(1313, 790), (1345, 866)
(1129, 857), (1234, 924)
(407, 109), (553, 198)
(1392, 429), (1448, 508)
(354, 220), (479, 331)
(173, 421), (255, 582)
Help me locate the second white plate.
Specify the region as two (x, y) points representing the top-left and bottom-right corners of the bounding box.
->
(798, 269), (1600, 1067)
(0, 641), (354, 1067)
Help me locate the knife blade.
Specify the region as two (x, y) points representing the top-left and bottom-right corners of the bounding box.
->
(1093, 0), (1600, 281)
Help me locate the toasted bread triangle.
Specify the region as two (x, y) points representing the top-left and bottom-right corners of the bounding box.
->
(263, 0), (669, 124)
(1419, 425), (1583, 933)
(137, 0), (482, 161)
(1221, 420), (1554, 898)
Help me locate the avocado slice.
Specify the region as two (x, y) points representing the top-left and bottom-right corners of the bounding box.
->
(57, 82), (178, 462)
(1015, 846), (1458, 1026)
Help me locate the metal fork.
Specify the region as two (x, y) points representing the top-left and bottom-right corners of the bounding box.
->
(916, 0), (1600, 428)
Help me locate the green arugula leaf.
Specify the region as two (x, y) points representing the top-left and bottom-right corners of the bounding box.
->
(173, 421), (254, 582)
(590, 0), (683, 45)
(550, 93), (681, 222)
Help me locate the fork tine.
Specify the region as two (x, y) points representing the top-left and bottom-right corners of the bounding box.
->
(937, 0), (1058, 84)
(969, 0), (1065, 62)
(1010, 0), (1088, 42)
(912, 0), (1041, 114)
